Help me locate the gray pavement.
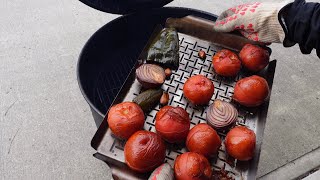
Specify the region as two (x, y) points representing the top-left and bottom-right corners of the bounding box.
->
(1, 0), (320, 179)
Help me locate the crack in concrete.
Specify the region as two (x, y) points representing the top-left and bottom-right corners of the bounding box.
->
(298, 165), (320, 179)
(4, 100), (17, 116)
(8, 128), (20, 154)
(259, 146), (320, 180)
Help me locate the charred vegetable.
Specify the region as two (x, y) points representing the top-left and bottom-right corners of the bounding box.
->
(212, 168), (235, 180)
(212, 49), (241, 77)
(107, 102), (145, 140)
(239, 44), (270, 72)
(160, 92), (169, 106)
(174, 152), (212, 180)
(136, 64), (166, 88)
(165, 68), (172, 79)
(183, 75), (214, 105)
(206, 99), (238, 129)
(186, 123), (221, 158)
(225, 126), (256, 161)
(155, 106), (190, 143)
(233, 75), (269, 107)
(198, 50), (206, 60)
(147, 28), (179, 69)
(124, 131), (166, 173)
(133, 89), (163, 112)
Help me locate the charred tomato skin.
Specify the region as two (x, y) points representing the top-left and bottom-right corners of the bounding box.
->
(239, 44), (270, 72)
(233, 75), (269, 107)
(155, 106), (190, 143)
(183, 75), (214, 105)
(186, 123), (221, 158)
(225, 126), (256, 161)
(124, 130), (166, 173)
(212, 49), (241, 77)
(174, 152), (212, 180)
(107, 102), (145, 139)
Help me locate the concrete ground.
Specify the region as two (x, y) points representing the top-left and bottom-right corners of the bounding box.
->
(1, 0), (320, 179)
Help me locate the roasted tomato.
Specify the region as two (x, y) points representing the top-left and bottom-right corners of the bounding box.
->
(239, 44), (270, 72)
(155, 106), (190, 143)
(186, 123), (221, 158)
(233, 75), (269, 107)
(225, 126), (256, 161)
(107, 102), (145, 139)
(124, 130), (166, 173)
(174, 152), (212, 180)
(212, 49), (241, 77)
(183, 75), (214, 105)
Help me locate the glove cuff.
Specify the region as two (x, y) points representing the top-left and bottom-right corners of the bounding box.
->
(258, 1), (294, 43)
(278, 1), (296, 46)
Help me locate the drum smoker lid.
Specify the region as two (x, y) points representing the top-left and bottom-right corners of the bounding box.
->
(79, 0), (174, 14)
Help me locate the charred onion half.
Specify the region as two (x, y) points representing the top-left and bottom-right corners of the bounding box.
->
(206, 99), (238, 129)
(136, 64), (166, 88)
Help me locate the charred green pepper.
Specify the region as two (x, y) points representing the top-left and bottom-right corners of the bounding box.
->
(133, 89), (163, 112)
(147, 28), (179, 69)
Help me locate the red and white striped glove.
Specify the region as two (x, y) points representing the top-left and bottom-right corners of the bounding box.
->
(213, 1), (291, 43)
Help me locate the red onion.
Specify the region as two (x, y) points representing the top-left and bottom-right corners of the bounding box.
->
(206, 99), (238, 128)
(136, 64), (166, 88)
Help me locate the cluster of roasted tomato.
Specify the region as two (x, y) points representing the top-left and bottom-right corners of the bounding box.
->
(107, 43), (270, 180)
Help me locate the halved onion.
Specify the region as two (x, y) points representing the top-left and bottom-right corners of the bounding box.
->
(136, 64), (166, 88)
(206, 99), (238, 129)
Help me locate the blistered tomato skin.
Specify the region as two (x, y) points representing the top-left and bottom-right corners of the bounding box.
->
(212, 49), (241, 77)
(124, 130), (166, 173)
(156, 106), (190, 143)
(239, 44), (270, 72)
(107, 102), (145, 139)
(225, 126), (256, 161)
(233, 75), (270, 107)
(183, 75), (215, 105)
(174, 152), (212, 180)
(186, 124), (221, 158)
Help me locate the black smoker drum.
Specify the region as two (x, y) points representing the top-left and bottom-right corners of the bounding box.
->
(77, 6), (218, 127)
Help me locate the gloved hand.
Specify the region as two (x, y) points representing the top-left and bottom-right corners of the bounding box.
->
(280, 0), (320, 58)
(213, 1), (290, 43)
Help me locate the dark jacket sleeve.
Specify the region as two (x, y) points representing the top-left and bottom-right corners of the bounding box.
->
(279, 0), (320, 58)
